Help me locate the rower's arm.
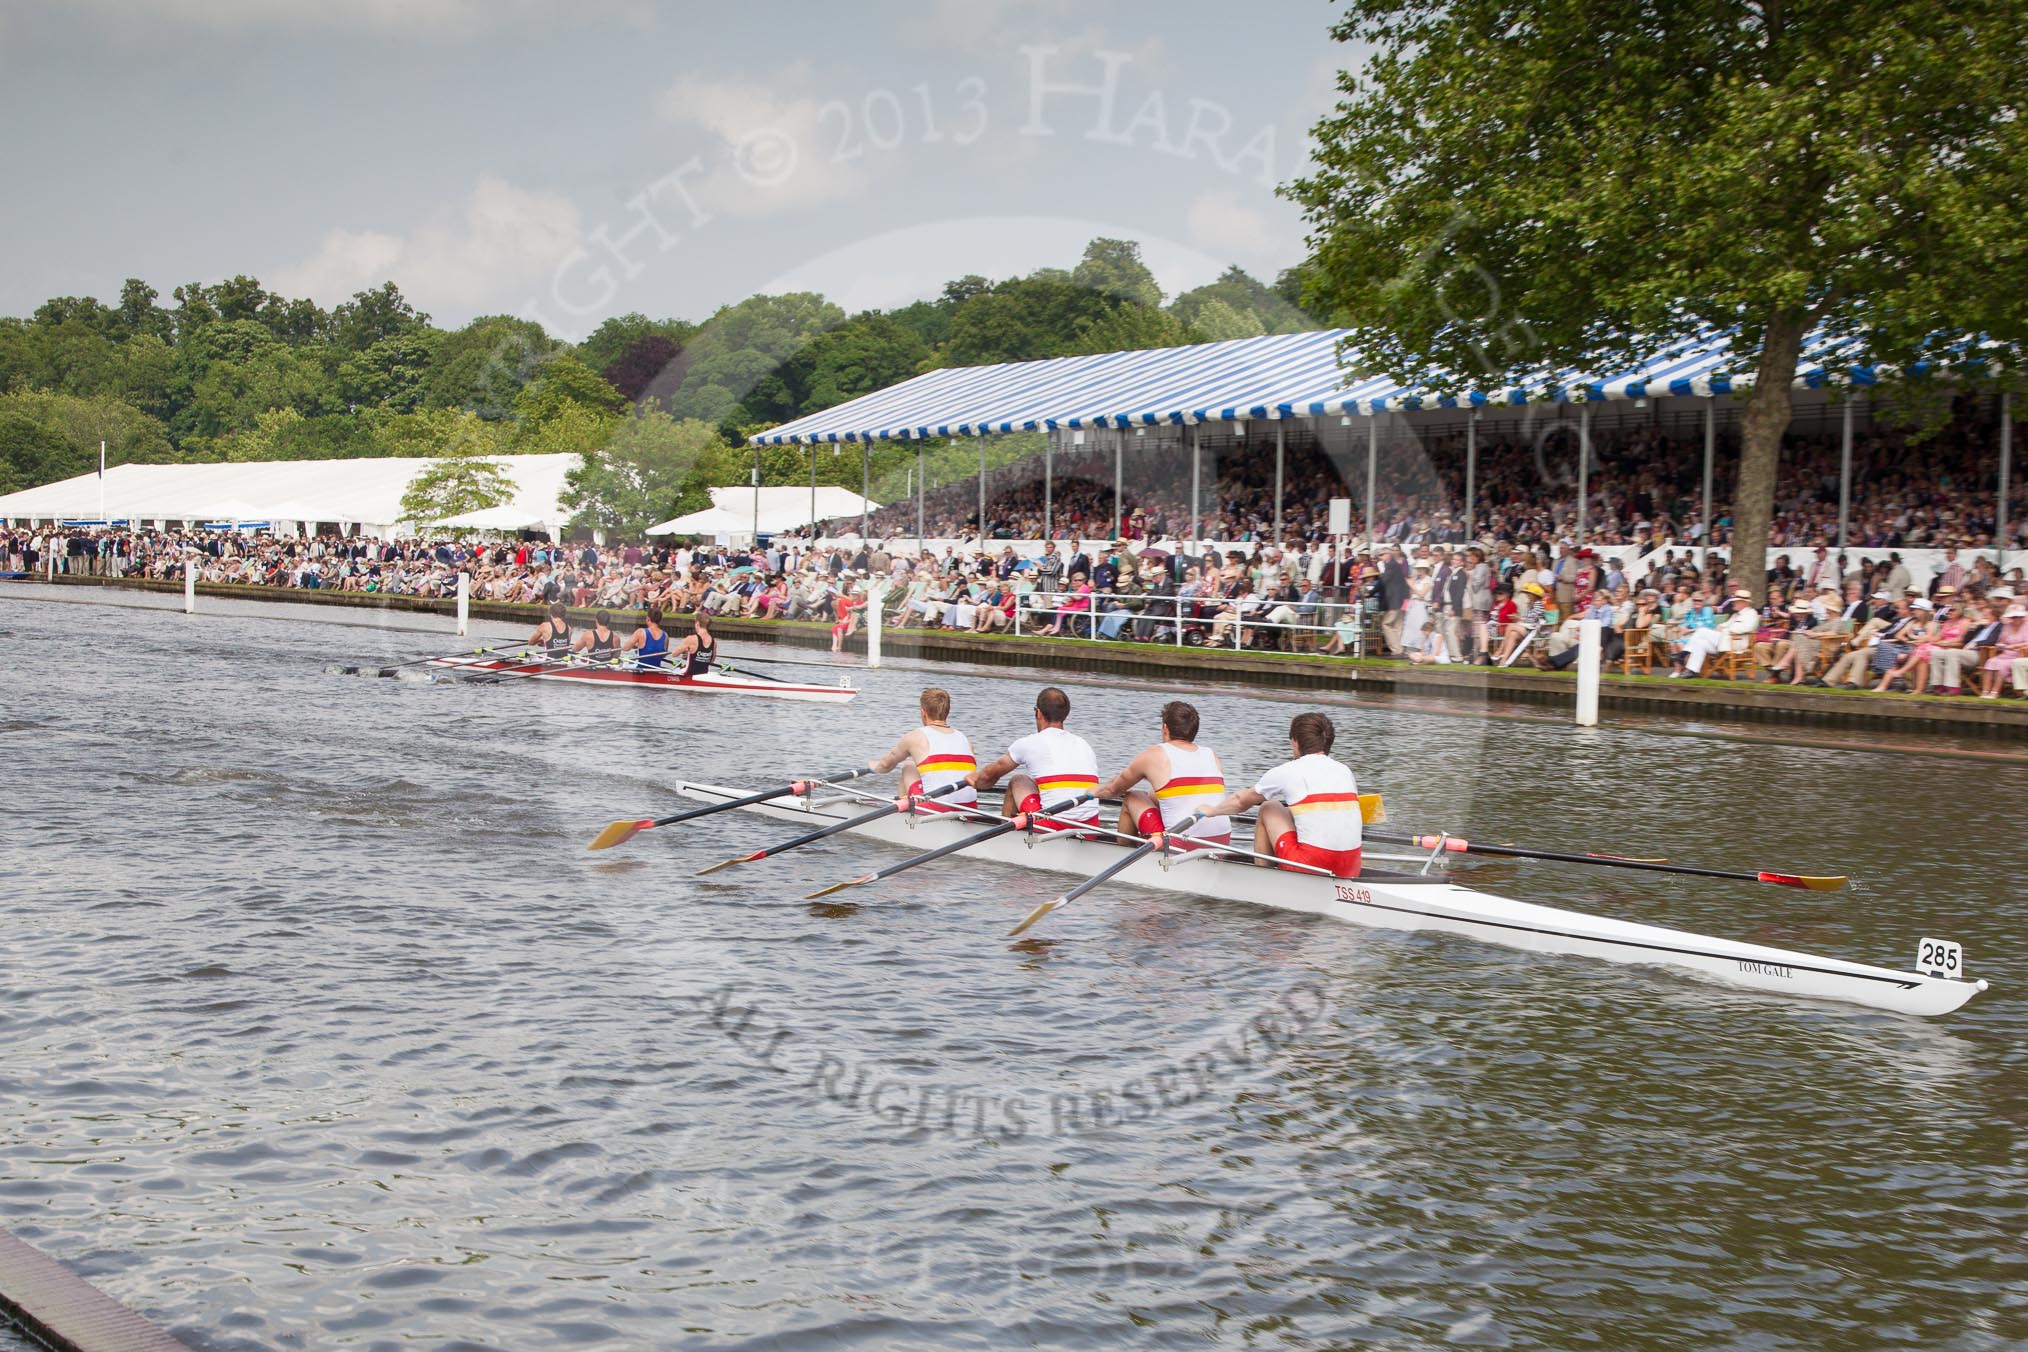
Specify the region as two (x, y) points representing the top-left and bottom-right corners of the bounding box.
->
(1095, 748), (1159, 802)
(1202, 786), (1265, 820)
(869, 730), (923, 775)
(969, 753), (1018, 790)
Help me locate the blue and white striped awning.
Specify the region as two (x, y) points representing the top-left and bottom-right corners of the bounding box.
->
(751, 328), (1890, 445)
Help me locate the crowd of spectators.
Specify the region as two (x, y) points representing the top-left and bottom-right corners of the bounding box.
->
(6, 402), (2023, 701)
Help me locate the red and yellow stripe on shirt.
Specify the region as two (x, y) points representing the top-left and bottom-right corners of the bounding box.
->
(1155, 775), (1225, 801)
(1289, 791), (1361, 815)
(918, 754), (977, 774)
(1037, 772), (1099, 794)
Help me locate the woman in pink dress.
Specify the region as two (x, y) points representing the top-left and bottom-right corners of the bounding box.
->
(1979, 607), (2028, 698)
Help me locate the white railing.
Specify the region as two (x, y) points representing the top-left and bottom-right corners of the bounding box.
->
(1002, 588), (1365, 655)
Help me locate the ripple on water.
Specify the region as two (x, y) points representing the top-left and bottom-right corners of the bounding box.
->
(1, 590), (2023, 1350)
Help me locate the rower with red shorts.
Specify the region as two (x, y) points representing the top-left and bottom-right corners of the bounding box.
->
(969, 685), (1102, 830)
(1199, 712), (1362, 877)
(868, 687), (979, 813)
(1096, 700), (1232, 848)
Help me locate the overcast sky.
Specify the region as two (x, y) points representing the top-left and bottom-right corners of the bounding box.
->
(0, 0), (1354, 337)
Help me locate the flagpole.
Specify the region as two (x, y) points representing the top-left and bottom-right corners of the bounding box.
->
(99, 440), (106, 525)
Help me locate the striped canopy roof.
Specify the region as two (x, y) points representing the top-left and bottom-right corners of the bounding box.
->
(751, 328), (1888, 444)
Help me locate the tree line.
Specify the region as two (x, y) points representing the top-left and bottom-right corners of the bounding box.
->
(0, 239), (1318, 532)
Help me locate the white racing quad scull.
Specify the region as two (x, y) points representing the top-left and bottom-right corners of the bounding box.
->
(675, 780), (1986, 1017)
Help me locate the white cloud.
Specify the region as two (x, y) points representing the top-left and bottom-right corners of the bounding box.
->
(1184, 188), (1284, 262)
(273, 177), (584, 318)
(655, 65), (875, 218)
(56, 0), (652, 37)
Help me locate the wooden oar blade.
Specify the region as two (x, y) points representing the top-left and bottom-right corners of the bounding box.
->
(588, 818), (653, 852)
(1760, 871), (1846, 891)
(696, 850), (764, 876)
(807, 874), (874, 900)
(1360, 793), (1385, 824)
(1009, 894), (1070, 937)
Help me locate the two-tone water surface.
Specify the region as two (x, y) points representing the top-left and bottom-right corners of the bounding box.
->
(2, 586), (2023, 1350)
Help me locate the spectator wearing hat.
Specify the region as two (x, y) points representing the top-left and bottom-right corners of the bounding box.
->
(1933, 600), (2007, 694)
(1494, 580), (1548, 665)
(1675, 587), (1760, 678)
(1979, 605), (2028, 698)
(1754, 601), (1815, 679)
(1822, 593), (1918, 688)
(1876, 597), (1951, 693)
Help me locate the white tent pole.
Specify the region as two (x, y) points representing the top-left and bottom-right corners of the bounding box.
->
(751, 446), (761, 544)
(1838, 398), (1853, 549)
(1112, 430), (1122, 538)
(1465, 412), (1476, 544)
(977, 435), (986, 538)
(1044, 432), (1053, 539)
(1188, 424), (1200, 542)
(915, 443), (924, 545)
(860, 440), (870, 537)
(1702, 399), (1715, 574)
(1273, 420), (1285, 546)
(1577, 402), (1590, 547)
(1365, 415), (1378, 553)
(809, 443), (817, 541)
(2000, 390), (2014, 569)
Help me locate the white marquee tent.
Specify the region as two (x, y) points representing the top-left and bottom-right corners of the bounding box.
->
(646, 485), (879, 538)
(0, 454), (580, 537)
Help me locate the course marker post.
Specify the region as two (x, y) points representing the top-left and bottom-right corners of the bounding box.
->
(1575, 618), (1601, 726)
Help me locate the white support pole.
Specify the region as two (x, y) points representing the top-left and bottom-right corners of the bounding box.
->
(184, 559), (196, 614)
(1575, 619), (1601, 726)
(1998, 391), (2012, 568)
(456, 570), (470, 637)
(860, 441), (870, 538)
(1702, 399), (1715, 574)
(1113, 430), (1123, 538)
(915, 443), (925, 546)
(1273, 420), (1286, 546)
(1577, 402), (1591, 546)
(1838, 398), (1854, 549)
(1365, 415), (1379, 553)
(1188, 423), (1201, 543)
(867, 580), (884, 669)
(977, 435), (986, 538)
(809, 443), (817, 540)
(1464, 412), (1477, 544)
(1044, 433), (1053, 539)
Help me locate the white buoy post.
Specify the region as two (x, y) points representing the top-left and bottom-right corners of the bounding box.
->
(456, 570), (470, 637)
(184, 560), (196, 614)
(867, 580), (885, 669)
(1575, 618), (1601, 726)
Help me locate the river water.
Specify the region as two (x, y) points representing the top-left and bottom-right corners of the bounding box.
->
(2, 585), (2024, 1351)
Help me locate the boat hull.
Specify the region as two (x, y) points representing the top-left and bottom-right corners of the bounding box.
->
(676, 781), (1985, 1017)
(429, 655), (855, 703)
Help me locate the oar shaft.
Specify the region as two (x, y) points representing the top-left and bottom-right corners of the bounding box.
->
(1370, 831), (1840, 890)
(704, 782), (966, 872)
(656, 768), (873, 828)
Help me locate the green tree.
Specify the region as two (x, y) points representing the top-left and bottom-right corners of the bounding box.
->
(670, 292), (845, 426)
(944, 275), (1113, 365)
(338, 330), (441, 412)
(1288, 0), (2028, 602)
(1072, 301), (1190, 354)
(574, 312), (695, 375)
(803, 314), (931, 412)
(1185, 298), (1267, 344)
(420, 314), (561, 417)
(366, 406), (507, 460)
(562, 411), (728, 533)
(513, 353), (626, 430)
(1071, 238), (1163, 309)
(398, 449), (518, 525)
(331, 282), (428, 352)
(0, 389), (174, 490)
(222, 406), (307, 461)
(1171, 266), (1309, 335)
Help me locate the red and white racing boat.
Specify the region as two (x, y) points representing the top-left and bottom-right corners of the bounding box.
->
(428, 654), (857, 703)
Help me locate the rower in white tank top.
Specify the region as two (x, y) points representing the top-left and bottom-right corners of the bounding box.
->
(1253, 754), (1361, 851)
(1003, 726), (1101, 823)
(913, 725), (979, 808)
(1151, 742), (1231, 841)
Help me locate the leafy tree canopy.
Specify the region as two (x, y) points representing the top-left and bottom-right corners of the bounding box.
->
(1287, 0), (2028, 599)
